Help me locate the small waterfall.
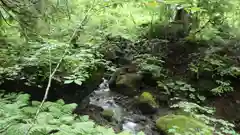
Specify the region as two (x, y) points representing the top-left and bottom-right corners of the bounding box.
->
(84, 78), (158, 135)
(89, 78), (124, 122)
(98, 78), (109, 90)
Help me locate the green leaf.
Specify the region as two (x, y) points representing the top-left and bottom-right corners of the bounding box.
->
(188, 7), (202, 12)
(73, 121), (95, 132)
(36, 112), (54, 124)
(21, 107), (37, 115)
(167, 82), (175, 87)
(62, 103), (78, 114)
(64, 80), (73, 84)
(80, 115), (89, 122)
(168, 128), (177, 133)
(189, 88), (196, 92)
(197, 95), (206, 101)
(60, 115), (75, 125)
(180, 86), (188, 91)
(175, 81), (185, 85)
(74, 79), (82, 85)
(63, 76), (74, 79)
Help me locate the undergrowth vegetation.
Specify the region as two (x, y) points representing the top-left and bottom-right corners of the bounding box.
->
(1, 0), (240, 134)
(0, 90), (144, 135)
(1, 0), (240, 85)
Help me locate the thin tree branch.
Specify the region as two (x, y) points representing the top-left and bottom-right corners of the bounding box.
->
(34, 50), (67, 119)
(24, 1), (100, 134)
(24, 48), (68, 135)
(24, 9), (89, 133)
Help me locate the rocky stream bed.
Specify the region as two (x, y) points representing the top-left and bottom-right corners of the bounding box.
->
(77, 78), (171, 135)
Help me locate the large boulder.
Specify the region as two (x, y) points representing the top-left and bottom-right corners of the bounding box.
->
(136, 92), (159, 114)
(108, 66), (142, 96)
(114, 73), (142, 96)
(156, 114), (213, 135)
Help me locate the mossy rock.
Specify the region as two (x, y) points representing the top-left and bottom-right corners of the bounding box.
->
(156, 114), (213, 135)
(112, 73), (142, 96)
(101, 109), (114, 121)
(137, 92), (159, 114)
(138, 92), (158, 105)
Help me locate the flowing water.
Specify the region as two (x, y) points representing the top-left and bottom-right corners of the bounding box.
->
(80, 78), (164, 135)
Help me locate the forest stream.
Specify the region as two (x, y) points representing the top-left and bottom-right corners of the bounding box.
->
(1, 0), (240, 135)
(78, 78), (171, 135)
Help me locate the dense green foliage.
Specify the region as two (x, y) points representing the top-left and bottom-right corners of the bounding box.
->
(1, 0), (240, 84)
(1, 0), (240, 134)
(0, 91), (144, 135)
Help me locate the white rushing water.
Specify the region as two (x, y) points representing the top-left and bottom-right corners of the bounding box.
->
(89, 78), (141, 134)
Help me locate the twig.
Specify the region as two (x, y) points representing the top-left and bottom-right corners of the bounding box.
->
(24, 1), (99, 134)
(32, 0), (97, 121)
(24, 5), (93, 132)
(34, 50), (68, 118)
(24, 48), (68, 135)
